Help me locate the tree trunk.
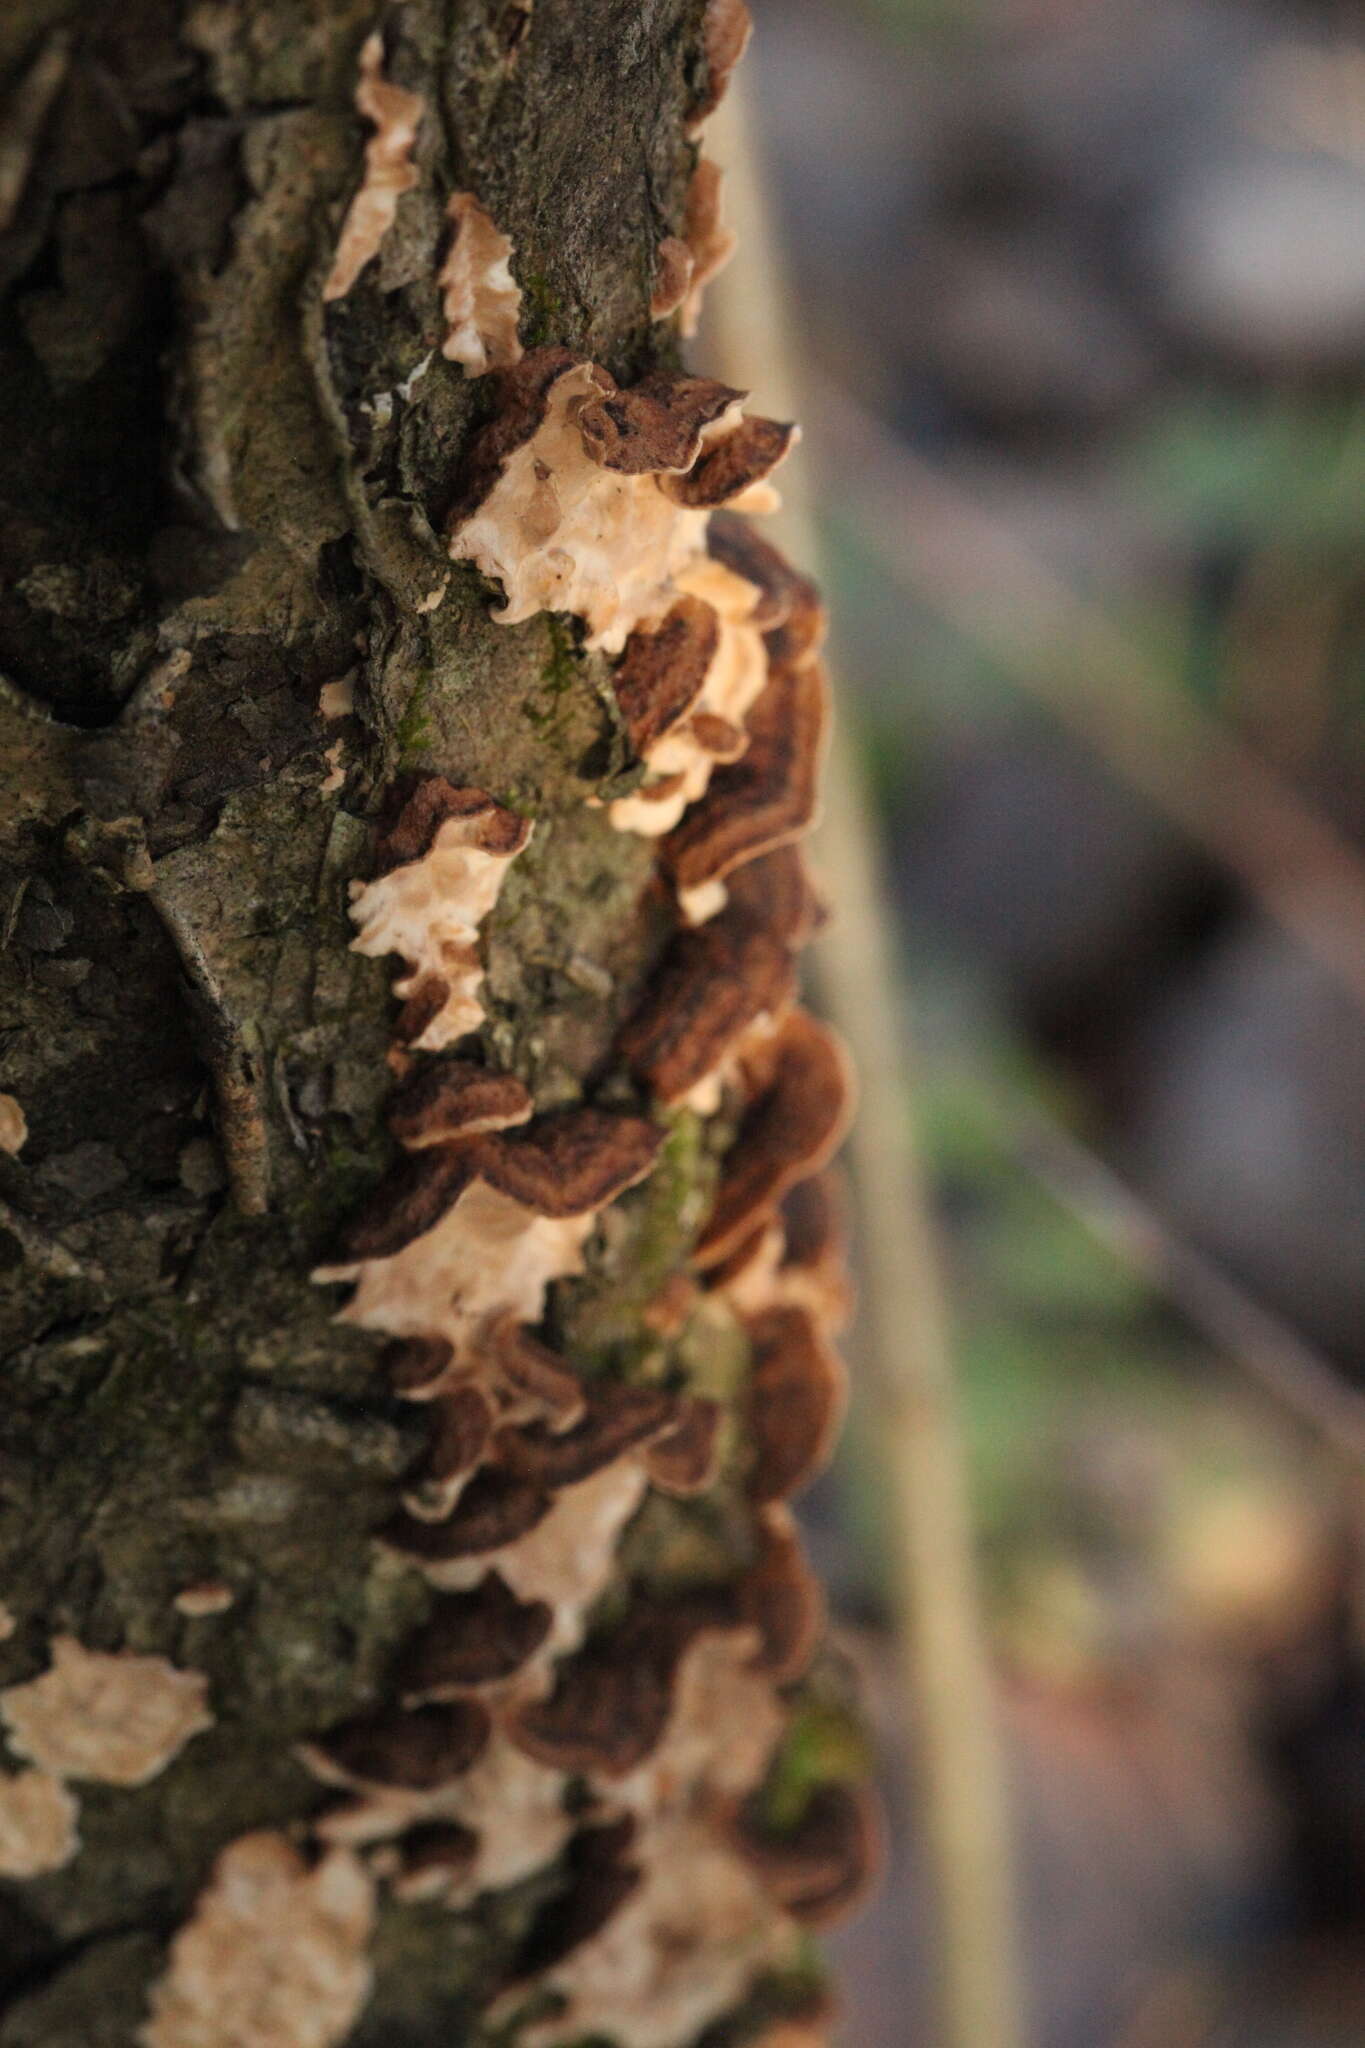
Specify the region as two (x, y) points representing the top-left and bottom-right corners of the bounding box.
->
(0, 4), (871, 2043)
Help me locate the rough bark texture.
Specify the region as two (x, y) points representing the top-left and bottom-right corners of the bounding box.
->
(0, 4), (867, 2042)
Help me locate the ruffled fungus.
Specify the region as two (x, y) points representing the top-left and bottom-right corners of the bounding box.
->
(743, 1306), (846, 1505)
(323, 33), (422, 303)
(316, 1108), (662, 1370)
(347, 781), (530, 1053)
(608, 558), (770, 839)
(438, 192), (524, 375)
(448, 351), (793, 653)
(736, 1782), (882, 1928)
(397, 1574), (554, 1701)
(662, 660), (829, 914)
(695, 1012), (853, 1268)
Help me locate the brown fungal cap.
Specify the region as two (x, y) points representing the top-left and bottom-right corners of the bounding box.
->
(402, 1384), (495, 1522)
(495, 1382), (680, 1489)
(679, 157), (738, 338)
(616, 909), (796, 1106)
(744, 1307), (845, 1506)
(663, 661), (829, 899)
(740, 1507), (826, 1684)
(688, 0), (754, 132)
(374, 779), (529, 873)
(385, 1465), (551, 1567)
(398, 1573), (553, 1700)
(333, 1145), (478, 1263)
(387, 1061), (533, 1149)
(350, 782), (531, 1055)
(575, 369), (745, 476)
(387, 1819), (480, 1903)
(510, 1595), (723, 1777)
(662, 417), (798, 510)
(695, 1011), (853, 1267)
(723, 846), (827, 950)
(477, 1107), (664, 1217)
(510, 1817), (643, 1980)
(737, 1782), (882, 1928)
(384, 1334), (454, 1401)
(302, 1701), (491, 1795)
(613, 595), (719, 756)
(778, 1172), (854, 1335)
(641, 1397), (723, 1496)
(331, 1104), (658, 1264)
(484, 1315), (586, 1426)
(708, 515), (824, 646)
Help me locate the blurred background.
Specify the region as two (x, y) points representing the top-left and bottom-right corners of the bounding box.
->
(717, 2), (1365, 2043)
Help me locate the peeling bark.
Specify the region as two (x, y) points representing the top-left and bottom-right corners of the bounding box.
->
(0, 4), (868, 2043)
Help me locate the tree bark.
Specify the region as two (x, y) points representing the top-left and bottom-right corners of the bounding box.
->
(0, 4), (868, 2042)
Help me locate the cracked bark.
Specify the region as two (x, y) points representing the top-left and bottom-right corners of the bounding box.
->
(0, 4), (855, 2042)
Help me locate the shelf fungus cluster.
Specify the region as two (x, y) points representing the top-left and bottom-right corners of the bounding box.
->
(288, 612), (865, 2035)
(124, 6), (871, 2046)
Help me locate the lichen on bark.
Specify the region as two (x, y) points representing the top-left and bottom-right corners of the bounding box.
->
(0, 3), (869, 2042)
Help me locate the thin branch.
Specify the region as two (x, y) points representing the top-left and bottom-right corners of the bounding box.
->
(810, 380), (1365, 1015)
(706, 82), (1029, 2048)
(1013, 1109), (1365, 1464)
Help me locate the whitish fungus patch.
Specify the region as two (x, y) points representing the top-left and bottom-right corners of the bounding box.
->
(324, 33), (422, 302)
(318, 1177), (595, 1365)
(0, 1093), (27, 1155)
(0, 1638), (212, 1787)
(439, 193), (523, 375)
(140, 1834), (375, 2048)
(346, 783), (530, 1051)
(0, 1768), (79, 1878)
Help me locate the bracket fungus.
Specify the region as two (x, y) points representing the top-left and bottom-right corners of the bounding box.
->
(438, 192), (524, 375)
(735, 1782), (883, 1930)
(316, 1106), (663, 1372)
(0, 1637), (212, 1787)
(347, 781), (530, 1053)
(695, 1011), (854, 1269)
(447, 351), (794, 654)
(323, 33), (422, 303)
